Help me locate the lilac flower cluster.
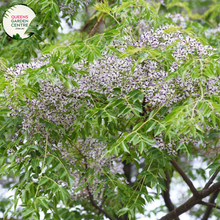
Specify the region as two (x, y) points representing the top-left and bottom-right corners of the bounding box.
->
(5, 55), (49, 80)
(116, 24), (217, 108)
(5, 59), (125, 201)
(22, 79), (85, 133)
(58, 0), (91, 16)
(154, 133), (177, 155)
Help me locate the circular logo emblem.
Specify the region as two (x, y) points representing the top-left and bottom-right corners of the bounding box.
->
(2, 4), (36, 40)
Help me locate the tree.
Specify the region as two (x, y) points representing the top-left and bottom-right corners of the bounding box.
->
(0, 0), (220, 219)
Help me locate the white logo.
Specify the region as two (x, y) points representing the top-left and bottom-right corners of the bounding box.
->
(2, 4), (36, 39)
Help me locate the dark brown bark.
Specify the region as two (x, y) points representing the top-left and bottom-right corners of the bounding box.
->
(123, 161), (132, 185)
(162, 170), (180, 220)
(200, 201), (220, 210)
(89, 14), (105, 36)
(201, 189), (220, 220)
(170, 159), (200, 197)
(159, 195), (201, 220)
(159, 159), (220, 220)
(159, 179), (220, 220)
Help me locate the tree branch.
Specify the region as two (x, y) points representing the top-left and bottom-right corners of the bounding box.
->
(201, 180), (220, 197)
(84, 159), (114, 220)
(162, 170), (180, 220)
(159, 195), (201, 220)
(203, 168), (220, 189)
(199, 201), (220, 210)
(201, 189), (220, 220)
(170, 159), (200, 197)
(86, 184), (114, 220)
(81, 10), (98, 31)
(89, 13), (104, 36)
(159, 180), (220, 220)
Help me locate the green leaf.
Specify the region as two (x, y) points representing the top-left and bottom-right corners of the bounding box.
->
(113, 146), (119, 156)
(68, 175), (75, 189)
(154, 124), (164, 136)
(120, 142), (130, 153)
(38, 198), (49, 209)
(117, 207), (129, 217)
(132, 101), (143, 113)
(118, 105), (130, 116)
(164, 107), (183, 124)
(31, 145), (45, 154)
(31, 159), (38, 170)
(3, 204), (13, 220)
(140, 134), (155, 145)
(145, 121), (156, 132)
(94, 182), (105, 198)
(59, 169), (67, 179)
(46, 156), (54, 166)
(60, 187), (70, 206)
(128, 89), (141, 98)
(22, 208), (35, 218)
(211, 112), (216, 129)
(39, 177), (49, 186)
(139, 141), (145, 153)
(114, 99), (124, 107)
(207, 163), (220, 176)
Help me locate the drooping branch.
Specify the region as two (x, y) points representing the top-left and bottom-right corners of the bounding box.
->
(203, 168), (220, 189)
(86, 184), (114, 220)
(84, 159), (114, 220)
(162, 170), (180, 220)
(201, 189), (220, 220)
(170, 159), (200, 197)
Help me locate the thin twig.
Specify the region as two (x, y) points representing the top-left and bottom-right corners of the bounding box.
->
(203, 168), (220, 189)
(89, 14), (104, 36)
(81, 10), (98, 31)
(199, 201), (220, 210)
